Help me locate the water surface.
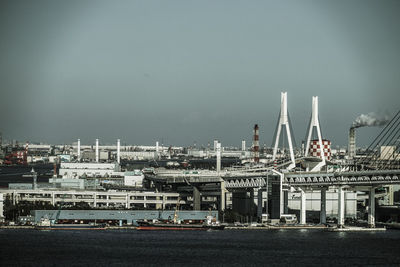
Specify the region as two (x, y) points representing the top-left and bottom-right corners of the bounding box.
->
(1, 229), (399, 266)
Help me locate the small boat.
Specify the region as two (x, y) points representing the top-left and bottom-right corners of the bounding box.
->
(35, 218), (106, 230)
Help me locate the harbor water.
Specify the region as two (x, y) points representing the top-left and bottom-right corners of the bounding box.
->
(1, 229), (400, 266)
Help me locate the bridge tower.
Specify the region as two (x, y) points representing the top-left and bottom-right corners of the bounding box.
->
(304, 96), (326, 171)
(272, 92), (296, 170)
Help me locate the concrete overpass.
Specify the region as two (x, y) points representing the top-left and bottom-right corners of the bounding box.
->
(283, 169), (400, 228)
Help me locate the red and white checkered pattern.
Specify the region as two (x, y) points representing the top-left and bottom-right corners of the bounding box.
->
(16, 151), (25, 159)
(309, 139), (331, 160)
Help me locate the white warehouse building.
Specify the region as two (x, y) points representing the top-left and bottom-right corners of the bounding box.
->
(58, 163), (144, 188)
(59, 163), (119, 178)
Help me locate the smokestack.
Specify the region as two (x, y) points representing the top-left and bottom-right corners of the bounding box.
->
(241, 140), (246, 151)
(117, 139), (120, 164)
(349, 127), (356, 159)
(216, 142), (221, 173)
(352, 112), (389, 129)
(253, 124), (259, 163)
(95, 139), (99, 163)
(77, 139), (81, 161)
(214, 140), (218, 151)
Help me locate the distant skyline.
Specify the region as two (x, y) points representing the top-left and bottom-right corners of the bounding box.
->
(1, 0), (399, 147)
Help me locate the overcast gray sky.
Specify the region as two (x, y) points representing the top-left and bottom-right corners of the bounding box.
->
(0, 0), (399, 147)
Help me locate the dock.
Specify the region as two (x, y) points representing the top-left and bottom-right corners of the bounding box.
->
(327, 226), (386, 232)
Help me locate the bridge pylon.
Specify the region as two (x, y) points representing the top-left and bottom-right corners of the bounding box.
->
(272, 92), (296, 170)
(304, 96), (326, 171)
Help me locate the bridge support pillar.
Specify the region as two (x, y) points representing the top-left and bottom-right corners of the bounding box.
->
(257, 188), (263, 220)
(300, 188), (306, 224)
(220, 181), (226, 212)
(320, 187), (327, 224)
(283, 190), (289, 214)
(216, 142), (221, 173)
(52, 192), (55, 206)
(193, 187), (201, 211)
(93, 193), (97, 208)
(388, 185), (394, 205)
(338, 187), (345, 228)
(368, 187), (375, 228)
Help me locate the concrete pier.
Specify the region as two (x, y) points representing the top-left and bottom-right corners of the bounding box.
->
(300, 189), (306, 224)
(368, 187), (375, 228)
(283, 190), (289, 214)
(193, 187), (201, 210)
(216, 142), (221, 173)
(257, 188), (263, 219)
(220, 180), (226, 211)
(320, 187), (326, 224)
(338, 187), (345, 228)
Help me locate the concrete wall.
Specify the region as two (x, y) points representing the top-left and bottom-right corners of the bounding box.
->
(124, 172), (144, 187)
(9, 183), (33, 190)
(61, 163), (116, 170)
(48, 178), (85, 189)
(119, 151), (156, 160)
(59, 162), (120, 178)
(232, 190), (257, 216)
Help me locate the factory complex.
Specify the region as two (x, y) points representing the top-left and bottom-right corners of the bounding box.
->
(0, 92), (399, 229)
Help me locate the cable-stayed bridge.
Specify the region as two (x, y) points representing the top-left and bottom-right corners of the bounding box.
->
(145, 99), (400, 228)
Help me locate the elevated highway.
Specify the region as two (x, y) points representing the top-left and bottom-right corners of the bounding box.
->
(284, 170), (400, 187)
(144, 165), (400, 229)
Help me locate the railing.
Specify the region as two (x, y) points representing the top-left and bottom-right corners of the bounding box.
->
(284, 170), (400, 186)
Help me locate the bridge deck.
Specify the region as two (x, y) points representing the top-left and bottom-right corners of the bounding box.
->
(285, 170), (400, 186)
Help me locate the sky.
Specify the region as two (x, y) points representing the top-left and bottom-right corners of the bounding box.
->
(0, 0), (399, 148)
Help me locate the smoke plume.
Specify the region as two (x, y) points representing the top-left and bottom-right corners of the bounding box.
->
(352, 112), (389, 128)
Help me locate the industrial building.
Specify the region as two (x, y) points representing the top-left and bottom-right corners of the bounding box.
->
(1, 189), (181, 210)
(1, 92), (399, 229)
